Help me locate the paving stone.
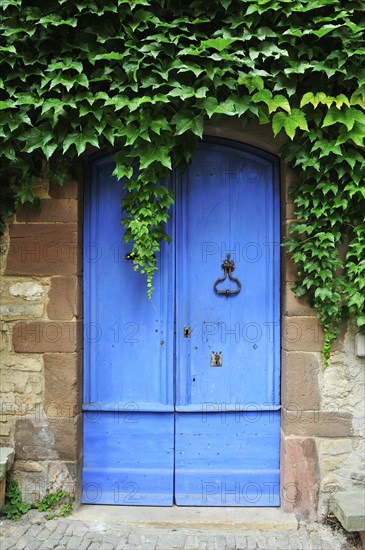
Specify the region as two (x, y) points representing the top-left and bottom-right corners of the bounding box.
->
(37, 528), (51, 541)
(169, 532), (187, 548)
(14, 535), (31, 549)
(26, 524), (44, 538)
(112, 534), (128, 547)
(41, 540), (59, 549)
(48, 532), (63, 542)
(289, 534), (303, 549)
(265, 534), (279, 550)
(255, 534), (268, 549)
(0, 516), (361, 550)
(103, 533), (121, 547)
(235, 534), (248, 549)
(156, 534), (177, 549)
(65, 524), (76, 536)
(88, 533), (104, 542)
(309, 532), (323, 550)
(0, 538), (18, 550)
(205, 538), (217, 550)
(138, 534), (158, 549)
(66, 535), (84, 549)
(246, 535), (257, 549)
(214, 534), (228, 549)
(225, 533), (236, 548)
(139, 543), (157, 550)
(184, 534), (200, 549)
(27, 541), (46, 550)
(127, 533), (141, 545)
(55, 522), (69, 535)
(9, 525), (29, 538)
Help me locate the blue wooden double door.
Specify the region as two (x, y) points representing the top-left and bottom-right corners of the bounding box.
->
(83, 138), (281, 506)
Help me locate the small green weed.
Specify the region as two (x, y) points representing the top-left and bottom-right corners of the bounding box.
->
(2, 477), (74, 521)
(2, 478), (31, 521)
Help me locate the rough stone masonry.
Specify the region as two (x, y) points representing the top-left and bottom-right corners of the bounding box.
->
(0, 121), (364, 519)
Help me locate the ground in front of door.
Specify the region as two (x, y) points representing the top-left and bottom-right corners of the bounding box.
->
(0, 511), (361, 550)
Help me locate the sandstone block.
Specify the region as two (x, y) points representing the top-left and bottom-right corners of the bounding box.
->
(16, 199), (77, 223)
(281, 351), (320, 408)
(282, 283), (315, 316)
(44, 352), (81, 416)
(283, 167), (298, 204)
(47, 276), (79, 320)
(281, 434), (319, 519)
(6, 223), (80, 276)
(282, 316), (324, 352)
(49, 179), (79, 199)
(15, 415), (80, 461)
(284, 202), (295, 220)
(282, 251), (299, 282)
(282, 408), (353, 437)
(12, 321), (81, 353)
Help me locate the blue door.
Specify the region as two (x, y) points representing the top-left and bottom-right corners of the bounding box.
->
(83, 138), (280, 506)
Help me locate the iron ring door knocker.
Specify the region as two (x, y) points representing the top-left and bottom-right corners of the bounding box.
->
(213, 254), (241, 296)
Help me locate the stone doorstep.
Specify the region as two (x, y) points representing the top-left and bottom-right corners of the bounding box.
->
(0, 447), (14, 481)
(0, 447), (15, 508)
(329, 490), (365, 534)
(70, 505), (298, 531)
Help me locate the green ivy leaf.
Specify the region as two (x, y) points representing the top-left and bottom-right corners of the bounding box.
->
(172, 111), (204, 138)
(199, 37), (237, 52)
(138, 144), (172, 170)
(272, 109), (309, 139)
(322, 107), (365, 131)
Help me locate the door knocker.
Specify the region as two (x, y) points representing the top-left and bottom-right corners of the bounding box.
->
(213, 254), (241, 296)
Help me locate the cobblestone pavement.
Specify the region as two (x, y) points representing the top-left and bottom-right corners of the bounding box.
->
(0, 511), (361, 550)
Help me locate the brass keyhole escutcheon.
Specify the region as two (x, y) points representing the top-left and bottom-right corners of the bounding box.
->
(210, 351), (222, 367)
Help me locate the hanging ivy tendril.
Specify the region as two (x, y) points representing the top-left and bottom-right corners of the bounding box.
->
(0, 0), (364, 363)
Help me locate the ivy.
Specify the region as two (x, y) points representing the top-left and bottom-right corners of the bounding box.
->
(0, 0), (364, 362)
(2, 476), (73, 521)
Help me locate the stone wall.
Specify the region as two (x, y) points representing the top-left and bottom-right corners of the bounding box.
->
(0, 122), (364, 518)
(0, 177), (82, 502)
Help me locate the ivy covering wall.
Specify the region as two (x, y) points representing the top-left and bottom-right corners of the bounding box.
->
(0, 0), (364, 360)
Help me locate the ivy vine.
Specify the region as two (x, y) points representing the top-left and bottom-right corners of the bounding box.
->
(0, 0), (364, 361)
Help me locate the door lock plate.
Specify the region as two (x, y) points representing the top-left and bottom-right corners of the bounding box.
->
(210, 351), (222, 367)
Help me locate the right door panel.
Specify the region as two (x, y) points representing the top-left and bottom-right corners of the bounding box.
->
(174, 139), (280, 506)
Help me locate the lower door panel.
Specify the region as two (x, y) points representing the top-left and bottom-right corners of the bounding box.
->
(174, 411), (280, 506)
(82, 412), (174, 505)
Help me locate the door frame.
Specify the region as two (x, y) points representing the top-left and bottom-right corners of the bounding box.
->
(81, 122), (285, 508)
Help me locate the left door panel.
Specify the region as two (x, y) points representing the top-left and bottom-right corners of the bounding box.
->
(82, 156), (174, 505)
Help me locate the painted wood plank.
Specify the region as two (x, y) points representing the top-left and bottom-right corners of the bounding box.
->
(82, 412), (174, 505)
(174, 411), (280, 506)
(83, 156), (174, 408)
(175, 140), (280, 410)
